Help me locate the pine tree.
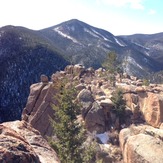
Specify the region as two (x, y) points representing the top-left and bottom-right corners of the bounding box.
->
(49, 79), (96, 163)
(102, 51), (123, 86)
(102, 51), (122, 74)
(111, 88), (126, 125)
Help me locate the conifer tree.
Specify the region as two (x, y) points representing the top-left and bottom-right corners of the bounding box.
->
(102, 51), (122, 74)
(111, 88), (126, 125)
(102, 51), (123, 86)
(49, 79), (96, 163)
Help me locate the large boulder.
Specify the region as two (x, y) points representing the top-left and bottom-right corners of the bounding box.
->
(22, 82), (56, 138)
(123, 85), (163, 128)
(77, 89), (94, 119)
(0, 120), (59, 163)
(64, 64), (85, 77)
(140, 92), (163, 127)
(99, 99), (114, 109)
(119, 125), (163, 163)
(85, 102), (106, 133)
(0, 124), (40, 163)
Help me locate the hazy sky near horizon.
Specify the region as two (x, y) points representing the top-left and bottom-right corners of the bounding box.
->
(0, 0), (162, 35)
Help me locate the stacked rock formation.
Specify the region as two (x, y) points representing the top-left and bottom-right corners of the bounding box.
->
(20, 64), (163, 162)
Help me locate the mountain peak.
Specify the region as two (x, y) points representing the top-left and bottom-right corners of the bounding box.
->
(1, 19), (163, 123)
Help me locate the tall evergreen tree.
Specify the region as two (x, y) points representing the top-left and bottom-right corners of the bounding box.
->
(102, 51), (122, 74)
(49, 79), (96, 163)
(111, 88), (126, 125)
(102, 51), (123, 86)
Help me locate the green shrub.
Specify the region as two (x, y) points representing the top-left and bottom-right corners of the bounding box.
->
(142, 79), (150, 86)
(111, 88), (126, 125)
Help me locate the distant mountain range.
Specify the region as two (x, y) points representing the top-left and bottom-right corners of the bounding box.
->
(1, 19), (163, 122)
(39, 19), (163, 77)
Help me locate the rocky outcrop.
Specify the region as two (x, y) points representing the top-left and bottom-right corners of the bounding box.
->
(64, 64), (85, 76)
(85, 102), (106, 133)
(122, 85), (163, 128)
(22, 82), (56, 138)
(14, 64), (163, 163)
(0, 125), (40, 163)
(77, 89), (94, 118)
(22, 64), (163, 136)
(0, 120), (59, 163)
(22, 65), (109, 136)
(119, 125), (163, 163)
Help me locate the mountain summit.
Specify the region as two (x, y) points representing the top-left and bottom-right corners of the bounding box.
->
(1, 19), (163, 122)
(40, 19), (163, 77)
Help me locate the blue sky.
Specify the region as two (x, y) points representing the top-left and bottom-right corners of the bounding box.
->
(0, 0), (162, 35)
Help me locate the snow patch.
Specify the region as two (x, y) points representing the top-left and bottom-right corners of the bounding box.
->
(54, 27), (80, 44)
(114, 37), (126, 47)
(102, 43), (111, 48)
(116, 82), (127, 86)
(91, 29), (109, 41)
(0, 31), (5, 37)
(104, 144), (111, 149)
(127, 56), (143, 70)
(84, 28), (99, 38)
(96, 132), (109, 144)
(133, 42), (150, 50)
(145, 51), (150, 56)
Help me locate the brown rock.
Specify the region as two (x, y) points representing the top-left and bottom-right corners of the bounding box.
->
(141, 92), (163, 127)
(77, 89), (94, 103)
(22, 82), (56, 137)
(125, 134), (163, 163)
(149, 84), (157, 88)
(119, 125), (163, 163)
(135, 86), (145, 92)
(124, 93), (139, 112)
(160, 123), (163, 129)
(152, 86), (163, 92)
(64, 65), (74, 74)
(91, 85), (106, 98)
(0, 120), (60, 163)
(75, 83), (86, 91)
(95, 68), (104, 76)
(85, 102), (106, 133)
(77, 89), (94, 119)
(99, 98), (114, 108)
(130, 76), (138, 81)
(51, 71), (66, 82)
(123, 73), (130, 79)
(119, 85), (135, 93)
(121, 79), (131, 85)
(64, 64), (85, 76)
(124, 85), (163, 127)
(136, 82), (143, 86)
(87, 67), (95, 74)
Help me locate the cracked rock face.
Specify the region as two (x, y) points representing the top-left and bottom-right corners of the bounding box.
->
(0, 125), (40, 163)
(0, 120), (60, 163)
(20, 65), (163, 163)
(123, 85), (163, 128)
(119, 125), (163, 163)
(22, 82), (56, 138)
